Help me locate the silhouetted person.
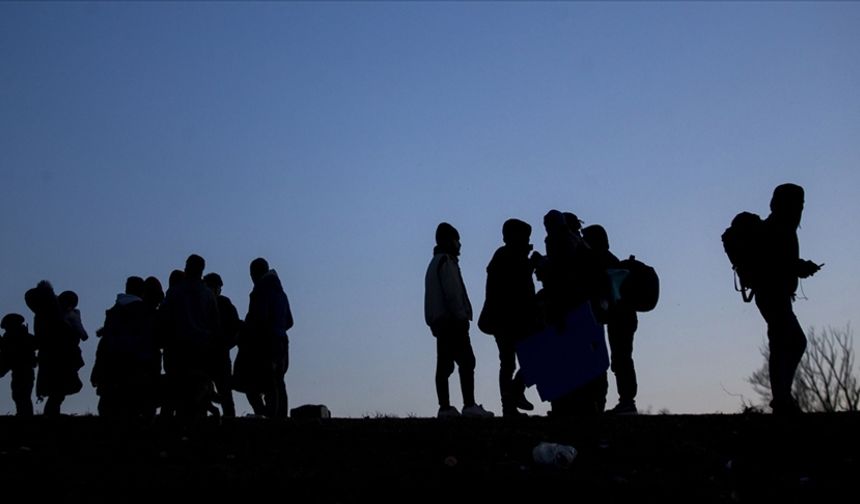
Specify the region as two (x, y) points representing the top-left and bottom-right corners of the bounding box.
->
(583, 224), (638, 415)
(234, 258), (293, 418)
(479, 218), (537, 417)
(0, 313), (37, 416)
(425, 223), (494, 419)
(160, 255), (221, 418)
(59, 291), (89, 344)
(534, 211), (607, 417)
(755, 184), (822, 414)
(203, 272), (241, 418)
(25, 280), (84, 416)
(91, 276), (160, 419)
(143, 276), (165, 310)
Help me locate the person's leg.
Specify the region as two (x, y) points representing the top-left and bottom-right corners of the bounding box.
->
(246, 392), (266, 416)
(495, 334), (517, 414)
(213, 354), (236, 417)
(11, 370), (34, 417)
(435, 331), (456, 409)
(607, 311), (638, 406)
(43, 394), (64, 416)
(453, 329), (477, 408)
(757, 292), (806, 411)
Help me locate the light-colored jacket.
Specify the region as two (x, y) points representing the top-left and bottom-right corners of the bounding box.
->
(424, 252), (473, 327)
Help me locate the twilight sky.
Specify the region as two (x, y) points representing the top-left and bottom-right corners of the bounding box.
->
(1, 2), (858, 417)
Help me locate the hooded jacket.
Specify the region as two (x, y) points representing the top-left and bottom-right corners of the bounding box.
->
(424, 247), (473, 328)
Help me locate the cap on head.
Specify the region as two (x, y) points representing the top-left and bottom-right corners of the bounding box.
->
(1, 313), (25, 330)
(435, 222), (460, 245)
(502, 218), (531, 245)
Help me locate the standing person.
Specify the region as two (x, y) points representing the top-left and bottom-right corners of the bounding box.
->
(203, 272), (241, 418)
(234, 258), (292, 418)
(91, 276), (160, 419)
(582, 224), (639, 415)
(24, 281), (84, 416)
(425, 222), (494, 419)
(755, 183), (822, 414)
(160, 255), (221, 418)
(0, 313), (37, 416)
(478, 218), (537, 418)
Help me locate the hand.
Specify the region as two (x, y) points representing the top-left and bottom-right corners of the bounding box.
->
(798, 260), (823, 279)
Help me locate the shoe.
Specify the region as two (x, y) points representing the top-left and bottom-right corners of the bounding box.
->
(608, 402), (638, 415)
(462, 404), (495, 418)
(516, 394), (534, 412)
(437, 406), (461, 419)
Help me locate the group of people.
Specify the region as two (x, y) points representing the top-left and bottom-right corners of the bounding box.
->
(0, 255), (293, 420)
(424, 183), (821, 418)
(425, 210), (642, 419)
(1, 184), (822, 419)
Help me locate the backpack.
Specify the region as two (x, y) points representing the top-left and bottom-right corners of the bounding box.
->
(721, 211), (764, 302)
(617, 255), (659, 312)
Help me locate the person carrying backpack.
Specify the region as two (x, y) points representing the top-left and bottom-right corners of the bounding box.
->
(582, 224), (640, 415)
(747, 184), (822, 414)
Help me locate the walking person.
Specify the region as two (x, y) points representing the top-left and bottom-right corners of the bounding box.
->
(755, 184), (822, 414)
(425, 222), (494, 419)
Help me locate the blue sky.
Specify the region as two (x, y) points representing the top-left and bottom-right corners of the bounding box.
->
(1, 2), (858, 417)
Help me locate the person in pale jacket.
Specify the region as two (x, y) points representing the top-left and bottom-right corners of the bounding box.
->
(424, 222), (494, 419)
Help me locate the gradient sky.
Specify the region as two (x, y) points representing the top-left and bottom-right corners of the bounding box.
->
(1, 2), (858, 417)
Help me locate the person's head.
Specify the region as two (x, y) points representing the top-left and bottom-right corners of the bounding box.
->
(184, 254), (205, 280)
(143, 276), (164, 306)
(435, 222), (461, 256)
(543, 210), (567, 235)
(58, 290), (79, 311)
(502, 218), (532, 248)
(770, 183), (805, 228)
(125, 276), (145, 298)
(250, 258), (270, 284)
(582, 224), (610, 253)
(203, 272), (224, 295)
(24, 280), (56, 314)
(168, 269), (185, 288)
(563, 212), (583, 235)
(1, 313), (26, 332)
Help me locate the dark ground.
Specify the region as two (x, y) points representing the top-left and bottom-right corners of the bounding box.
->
(0, 413), (857, 503)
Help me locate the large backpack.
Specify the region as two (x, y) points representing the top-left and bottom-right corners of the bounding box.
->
(721, 211), (764, 302)
(617, 255), (659, 312)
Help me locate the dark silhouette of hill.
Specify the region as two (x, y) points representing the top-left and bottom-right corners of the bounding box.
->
(0, 413), (856, 503)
